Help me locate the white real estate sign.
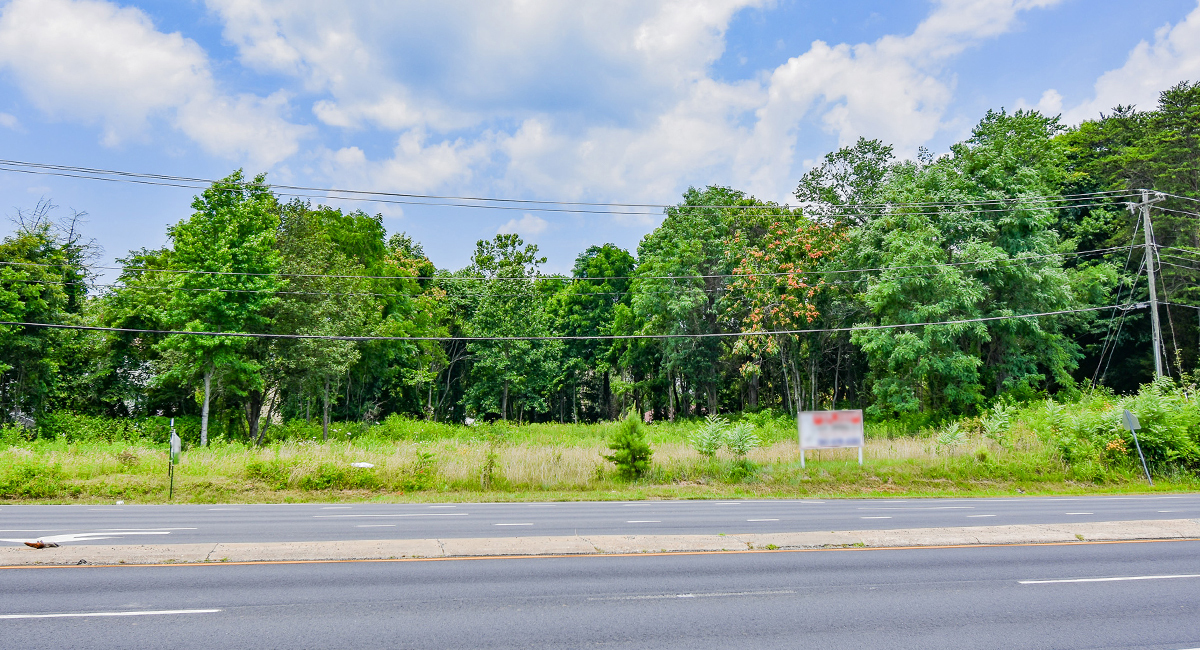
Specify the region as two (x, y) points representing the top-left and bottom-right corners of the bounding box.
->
(798, 409), (864, 467)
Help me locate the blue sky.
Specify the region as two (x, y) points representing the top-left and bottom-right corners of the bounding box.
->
(2, 0), (1199, 278)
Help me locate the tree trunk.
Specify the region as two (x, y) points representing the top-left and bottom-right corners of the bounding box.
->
(246, 389), (263, 446)
(322, 376), (331, 442)
(200, 361), (213, 447)
(501, 380), (509, 421)
(668, 370), (676, 422)
(748, 371), (759, 409)
(780, 354), (792, 415)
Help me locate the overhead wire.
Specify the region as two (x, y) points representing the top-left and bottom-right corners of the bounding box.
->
(0, 303), (1139, 342)
(0, 244), (1136, 283)
(1090, 212), (1143, 389)
(0, 158), (1142, 213)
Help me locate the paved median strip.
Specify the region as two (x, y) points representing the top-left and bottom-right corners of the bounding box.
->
(1, 519), (1198, 566)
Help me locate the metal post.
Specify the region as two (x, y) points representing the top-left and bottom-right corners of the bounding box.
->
(169, 418), (179, 500)
(1141, 191), (1165, 378)
(858, 445), (863, 467)
(797, 409), (805, 469)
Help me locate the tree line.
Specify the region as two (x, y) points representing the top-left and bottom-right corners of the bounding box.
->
(2, 81), (1198, 440)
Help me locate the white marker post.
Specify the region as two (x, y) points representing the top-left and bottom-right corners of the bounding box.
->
(1122, 409), (1153, 486)
(798, 409), (865, 469)
(169, 418), (181, 500)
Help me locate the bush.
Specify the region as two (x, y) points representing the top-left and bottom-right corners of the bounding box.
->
(603, 412), (653, 480)
(298, 463), (380, 491)
(1033, 379), (1200, 476)
(0, 461), (67, 499)
(245, 458), (296, 490)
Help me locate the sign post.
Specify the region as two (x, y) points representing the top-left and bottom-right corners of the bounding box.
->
(169, 418), (181, 500)
(799, 410), (865, 469)
(1122, 409), (1153, 486)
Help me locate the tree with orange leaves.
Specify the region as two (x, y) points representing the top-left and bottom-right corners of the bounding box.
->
(723, 204), (843, 413)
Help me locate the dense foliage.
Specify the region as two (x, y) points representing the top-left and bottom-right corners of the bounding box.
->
(2, 82), (1199, 448)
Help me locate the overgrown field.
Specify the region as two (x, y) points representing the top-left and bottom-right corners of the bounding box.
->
(3, 381), (1198, 503)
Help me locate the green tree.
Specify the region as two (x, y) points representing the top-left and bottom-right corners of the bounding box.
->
(549, 244), (636, 421)
(634, 187), (745, 417)
(0, 203), (91, 420)
(271, 201), (380, 442)
(464, 234), (561, 422)
(159, 171), (282, 445)
(852, 110), (1080, 415)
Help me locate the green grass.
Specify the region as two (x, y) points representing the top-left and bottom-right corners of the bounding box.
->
(3, 397), (1198, 504)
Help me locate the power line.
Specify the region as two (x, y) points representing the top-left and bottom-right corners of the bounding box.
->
(0, 158), (1141, 213)
(0, 245), (1134, 283)
(0, 304), (1137, 342)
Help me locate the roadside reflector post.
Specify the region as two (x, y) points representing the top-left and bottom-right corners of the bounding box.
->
(169, 418), (181, 500)
(1122, 409), (1153, 486)
(799, 409), (865, 469)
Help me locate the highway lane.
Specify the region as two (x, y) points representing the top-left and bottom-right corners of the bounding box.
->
(2, 540), (1199, 649)
(1, 494), (1198, 546)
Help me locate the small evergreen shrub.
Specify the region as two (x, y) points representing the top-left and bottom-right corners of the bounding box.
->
(603, 411), (653, 480)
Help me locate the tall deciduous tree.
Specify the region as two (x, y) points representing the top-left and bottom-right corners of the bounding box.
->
(465, 234), (560, 421)
(160, 171), (282, 445)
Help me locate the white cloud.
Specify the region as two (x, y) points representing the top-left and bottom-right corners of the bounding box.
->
(738, 0), (1065, 197)
(0, 0), (309, 167)
(1060, 2), (1200, 123)
(497, 213), (549, 237)
(0, 112), (18, 130)
(200, 0), (1061, 201)
(1014, 88), (1064, 115)
(319, 128), (491, 194)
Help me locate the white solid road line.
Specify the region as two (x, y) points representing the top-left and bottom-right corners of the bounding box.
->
(355, 524), (396, 528)
(627, 520), (661, 523)
(0, 609), (221, 620)
(747, 519), (779, 522)
(1020, 574), (1200, 585)
(967, 514), (997, 517)
(1065, 512), (1094, 515)
(494, 523), (533, 526)
(861, 516), (891, 519)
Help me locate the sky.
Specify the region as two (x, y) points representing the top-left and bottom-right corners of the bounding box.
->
(2, 0), (1200, 277)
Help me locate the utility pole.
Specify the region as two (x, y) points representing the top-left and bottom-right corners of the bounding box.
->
(1139, 190), (1166, 378)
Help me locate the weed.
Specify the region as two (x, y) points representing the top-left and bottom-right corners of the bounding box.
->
(690, 415), (726, 458)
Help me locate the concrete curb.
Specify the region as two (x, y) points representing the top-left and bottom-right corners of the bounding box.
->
(3, 519), (1199, 566)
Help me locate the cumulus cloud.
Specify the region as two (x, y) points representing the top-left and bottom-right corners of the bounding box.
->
(252, 0), (1056, 203)
(738, 0), (1065, 197)
(497, 213), (549, 237)
(1058, 2), (1200, 123)
(5, 0), (1064, 200)
(0, 0), (310, 166)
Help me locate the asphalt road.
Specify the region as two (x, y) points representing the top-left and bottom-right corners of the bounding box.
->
(1, 494), (1198, 546)
(2, 540), (1199, 649)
